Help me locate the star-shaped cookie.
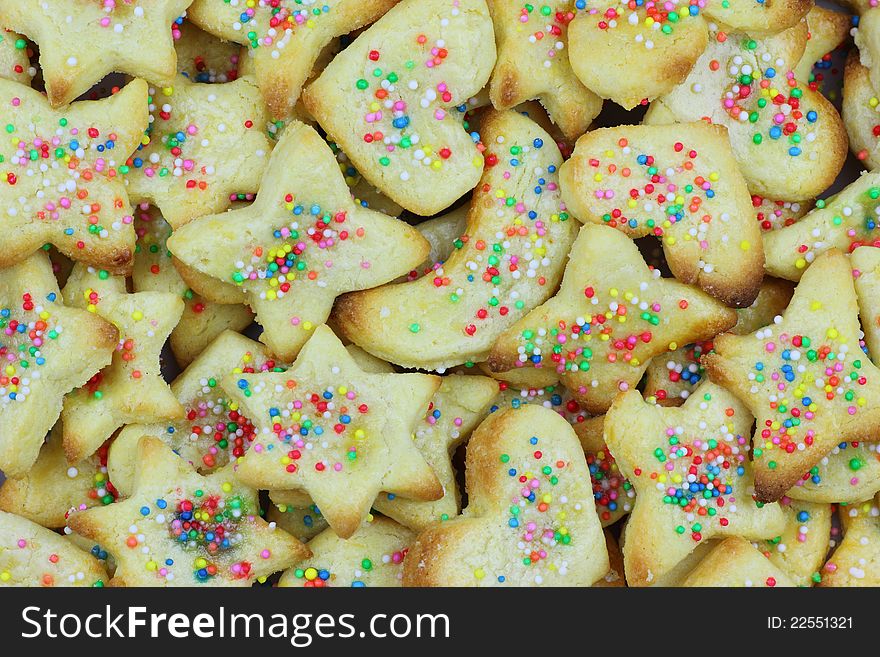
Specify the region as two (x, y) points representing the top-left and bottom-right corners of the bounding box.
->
(68, 436), (307, 586)
(604, 382), (786, 587)
(0, 78), (149, 274)
(333, 109), (580, 370)
(403, 404), (609, 586)
(756, 498), (832, 586)
(188, 0), (397, 119)
(303, 0), (497, 216)
(0, 253), (117, 477)
(123, 74), (273, 229)
(0, 424), (116, 530)
(279, 515), (414, 587)
(681, 536), (796, 587)
(132, 205), (254, 367)
(487, 222), (738, 413)
(1, 509), (107, 587)
(487, 1), (602, 140)
(0, 29), (32, 84)
(818, 496), (880, 586)
(644, 278), (794, 406)
(560, 121), (764, 306)
(704, 249), (880, 503)
(645, 19), (847, 202)
(107, 330), (283, 496)
(167, 120), (430, 362)
(220, 324), (443, 539)
(765, 171), (880, 281)
(61, 265), (184, 463)
(0, 0), (192, 106)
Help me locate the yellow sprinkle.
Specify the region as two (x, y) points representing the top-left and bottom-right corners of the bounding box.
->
(474, 568), (485, 580)
(131, 310), (143, 321)
(740, 241), (750, 251)
(162, 87), (174, 96)
(222, 482), (233, 493)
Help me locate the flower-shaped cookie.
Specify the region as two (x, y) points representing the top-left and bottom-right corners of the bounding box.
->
(487, 1), (602, 140)
(303, 0), (497, 216)
(123, 74), (272, 229)
(560, 121), (764, 306)
(0, 254), (117, 477)
(68, 436), (307, 586)
(645, 19), (847, 202)
(0, 78), (148, 274)
(279, 515), (414, 587)
(333, 109), (580, 370)
(488, 223), (737, 413)
(188, 0), (397, 119)
(220, 324), (443, 539)
(1, 509), (107, 587)
(704, 249), (880, 502)
(168, 120), (430, 362)
(132, 205), (254, 367)
(604, 382), (786, 586)
(0, 0), (192, 106)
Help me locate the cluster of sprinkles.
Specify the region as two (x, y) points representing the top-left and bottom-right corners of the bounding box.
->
(700, 27), (821, 159)
(126, 483), (263, 583)
(651, 340), (712, 403)
(172, 17), (241, 84)
(405, 130), (569, 339)
(66, 441), (119, 512)
(234, 375), (373, 477)
(636, 391), (750, 541)
(0, 290), (61, 405)
(749, 318), (869, 470)
(288, 541), (407, 587)
(223, 0), (333, 56)
(166, 350), (284, 471)
(3, 93), (132, 247)
(587, 135), (751, 268)
(574, 0), (704, 51)
(228, 196), (367, 320)
(350, 2), (484, 181)
(752, 194), (806, 232)
(515, 3), (574, 70)
(483, 433), (578, 584)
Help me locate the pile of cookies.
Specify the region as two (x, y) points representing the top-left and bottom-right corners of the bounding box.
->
(0, 0), (878, 588)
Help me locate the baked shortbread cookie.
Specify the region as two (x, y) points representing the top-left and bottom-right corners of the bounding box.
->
(332, 142), (405, 218)
(786, 441), (880, 503)
(268, 497), (329, 543)
(403, 405), (609, 586)
(819, 496), (880, 586)
(853, 245), (880, 358)
(853, 0), (880, 94)
(0, 78), (149, 274)
(704, 249), (880, 502)
(107, 330), (284, 496)
(167, 121), (430, 362)
(793, 6), (852, 84)
(0, 424), (116, 529)
(68, 436), (307, 586)
(132, 205), (254, 367)
(0, 0), (191, 107)
(303, 0), (497, 216)
(487, 223), (738, 413)
(0, 29), (32, 84)
(487, 1), (602, 140)
(333, 110), (580, 370)
(765, 171), (880, 281)
(753, 194), (813, 232)
(279, 515), (414, 587)
(174, 20), (244, 83)
(681, 536), (797, 587)
(221, 325), (443, 539)
(373, 374), (498, 531)
(645, 20), (848, 202)
(123, 74), (272, 229)
(188, 0), (397, 119)
(604, 382), (786, 587)
(644, 278), (794, 406)
(0, 254), (117, 477)
(843, 52), (880, 168)
(560, 122), (764, 306)
(399, 205), (469, 282)
(757, 498), (832, 586)
(0, 509), (107, 587)
(61, 267), (185, 463)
